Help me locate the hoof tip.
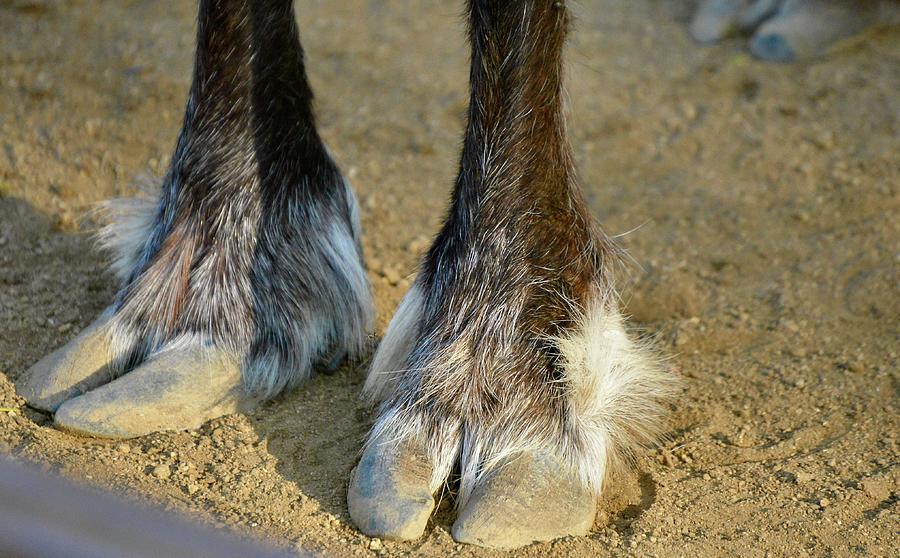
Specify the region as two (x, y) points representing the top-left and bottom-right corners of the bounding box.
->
(51, 344), (247, 439)
(451, 453), (596, 549)
(16, 316), (116, 413)
(348, 441), (435, 541)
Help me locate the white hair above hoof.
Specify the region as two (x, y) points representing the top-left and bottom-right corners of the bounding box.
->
(363, 281), (425, 404)
(95, 177), (160, 285)
(360, 287), (679, 511)
(553, 295), (679, 494)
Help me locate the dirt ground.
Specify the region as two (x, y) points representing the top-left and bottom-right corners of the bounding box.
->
(0, 0), (898, 556)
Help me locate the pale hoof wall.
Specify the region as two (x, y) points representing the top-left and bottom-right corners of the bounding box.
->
(16, 313), (116, 412)
(54, 344), (250, 439)
(737, 0), (780, 30)
(348, 440), (435, 541)
(451, 453), (596, 550)
(690, 0), (746, 43)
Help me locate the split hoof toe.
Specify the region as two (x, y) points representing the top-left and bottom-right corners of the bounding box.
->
(16, 312), (116, 412)
(451, 453), (596, 549)
(348, 439), (435, 541)
(689, 0), (746, 43)
(54, 343), (251, 439)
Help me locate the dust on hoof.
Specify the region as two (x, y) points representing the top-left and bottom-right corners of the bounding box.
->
(16, 311), (117, 412)
(347, 439), (435, 541)
(54, 343), (251, 439)
(451, 452), (596, 550)
(749, 0), (880, 62)
(690, 0), (748, 43)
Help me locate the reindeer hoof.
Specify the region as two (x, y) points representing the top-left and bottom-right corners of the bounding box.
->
(749, 0), (880, 62)
(16, 311), (117, 412)
(689, 0), (746, 43)
(348, 439), (435, 541)
(451, 452), (596, 549)
(54, 344), (251, 439)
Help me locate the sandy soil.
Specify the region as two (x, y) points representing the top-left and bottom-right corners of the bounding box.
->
(1, 0), (898, 556)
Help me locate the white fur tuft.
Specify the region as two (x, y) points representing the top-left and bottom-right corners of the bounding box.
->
(555, 295), (679, 494)
(363, 282), (424, 403)
(362, 290), (678, 508)
(95, 177), (160, 283)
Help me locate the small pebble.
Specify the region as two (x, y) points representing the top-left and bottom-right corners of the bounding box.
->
(115, 442), (131, 454)
(794, 471), (813, 484)
(819, 498), (830, 508)
(660, 450), (677, 467)
(813, 130), (835, 150)
(381, 266), (401, 286)
(151, 464), (171, 480)
(369, 538), (383, 551)
(861, 479), (891, 500)
(848, 361), (864, 373)
(405, 236), (430, 254)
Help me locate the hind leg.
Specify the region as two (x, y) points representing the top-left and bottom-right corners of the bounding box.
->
(348, 0), (677, 548)
(17, 0), (372, 438)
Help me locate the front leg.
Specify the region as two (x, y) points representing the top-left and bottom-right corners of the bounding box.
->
(348, 0), (678, 549)
(16, 0), (372, 438)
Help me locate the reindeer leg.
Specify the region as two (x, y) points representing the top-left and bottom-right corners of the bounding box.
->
(348, 0), (677, 548)
(17, 0), (372, 438)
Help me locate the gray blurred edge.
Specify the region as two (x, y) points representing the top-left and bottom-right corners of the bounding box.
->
(0, 456), (310, 558)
